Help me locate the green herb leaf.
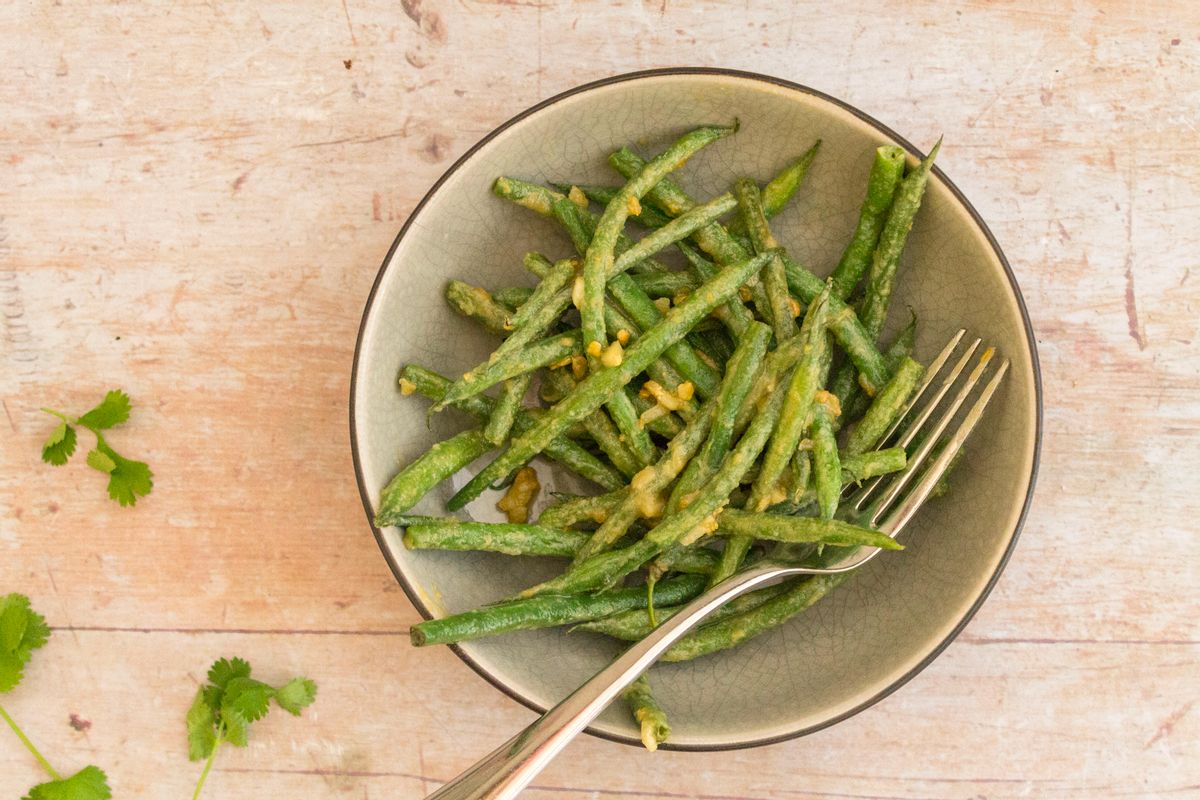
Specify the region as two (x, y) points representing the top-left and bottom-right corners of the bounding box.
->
(220, 710), (249, 748)
(220, 677), (275, 723)
(95, 440), (153, 507)
(41, 424), (77, 466)
(76, 390), (131, 431)
(187, 656), (318, 797)
(274, 677), (318, 716)
(21, 766), (111, 800)
(85, 449), (116, 474)
(40, 390), (152, 506)
(0, 594), (51, 693)
(207, 657), (252, 690)
(186, 688), (219, 761)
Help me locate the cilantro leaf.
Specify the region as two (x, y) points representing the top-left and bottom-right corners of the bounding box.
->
(41, 424), (77, 466)
(207, 656), (252, 690)
(85, 449), (116, 474)
(220, 677), (275, 723)
(40, 390), (152, 506)
(0, 594), (51, 693)
(186, 688), (219, 761)
(21, 765), (111, 800)
(274, 677), (318, 715)
(76, 390), (131, 431)
(188, 656), (319, 797)
(220, 710), (249, 747)
(94, 439), (153, 508)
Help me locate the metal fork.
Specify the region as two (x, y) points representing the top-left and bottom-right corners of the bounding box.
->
(427, 331), (1009, 800)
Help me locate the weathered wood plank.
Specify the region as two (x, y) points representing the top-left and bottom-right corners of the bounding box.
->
(1, 0), (1198, 796)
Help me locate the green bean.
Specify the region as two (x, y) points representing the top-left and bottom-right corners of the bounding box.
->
(574, 581), (790, 641)
(600, 294), (700, 421)
(810, 392), (841, 520)
(483, 373), (530, 445)
(779, 254), (889, 395)
(404, 521), (590, 557)
(446, 251), (776, 511)
(399, 365), (625, 491)
(845, 356), (925, 456)
(628, 389), (686, 439)
(581, 125), (735, 358)
(577, 321), (770, 564)
(692, 328), (736, 365)
(494, 258), (577, 356)
(529, 378), (790, 597)
(669, 546), (721, 574)
(437, 329), (583, 410)
(930, 445), (965, 499)
(624, 676), (670, 751)
(375, 429), (491, 526)
(716, 509), (899, 550)
(629, 271), (699, 298)
(522, 251), (554, 279)
(410, 573), (706, 646)
(544, 368), (641, 479)
(841, 447), (907, 483)
(727, 139), (822, 235)
(537, 491), (622, 528)
(760, 140), (822, 215)
(495, 178), (669, 276)
(605, 384), (659, 470)
(777, 446), (909, 509)
(747, 288), (830, 512)
(571, 400), (718, 565)
(828, 146), (907, 300)
(444, 280), (512, 336)
(666, 321), (772, 515)
(789, 449), (812, 503)
(734, 178), (798, 342)
(551, 182), (676, 229)
(612, 149), (888, 391)
(677, 241), (754, 339)
(838, 310), (917, 424)
(827, 142), (938, 408)
(436, 260), (578, 411)
(709, 290), (829, 584)
(858, 140), (941, 341)
(553, 197), (724, 399)
(883, 312), (919, 372)
(609, 148), (774, 324)
(493, 286), (535, 310)
(662, 571), (852, 662)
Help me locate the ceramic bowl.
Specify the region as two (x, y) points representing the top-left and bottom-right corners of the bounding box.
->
(350, 68), (1041, 749)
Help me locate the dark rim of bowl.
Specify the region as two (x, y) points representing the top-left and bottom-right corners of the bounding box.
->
(349, 66), (1043, 752)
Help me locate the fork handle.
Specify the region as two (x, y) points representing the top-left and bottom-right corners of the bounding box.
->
(425, 564), (782, 800)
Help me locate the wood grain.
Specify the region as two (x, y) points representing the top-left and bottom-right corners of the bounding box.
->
(1, 1), (1197, 797)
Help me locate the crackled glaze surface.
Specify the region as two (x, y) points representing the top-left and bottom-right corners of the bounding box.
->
(353, 73), (1039, 747)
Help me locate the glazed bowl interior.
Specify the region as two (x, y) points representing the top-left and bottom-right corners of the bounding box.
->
(351, 70), (1040, 749)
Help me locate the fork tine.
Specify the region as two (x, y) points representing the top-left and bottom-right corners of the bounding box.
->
(866, 345), (997, 524)
(848, 333), (980, 512)
(875, 357), (1010, 536)
(879, 329), (969, 448)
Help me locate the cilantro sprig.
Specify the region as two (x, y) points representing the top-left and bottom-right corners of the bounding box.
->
(0, 594), (112, 800)
(41, 390), (153, 507)
(187, 657), (317, 800)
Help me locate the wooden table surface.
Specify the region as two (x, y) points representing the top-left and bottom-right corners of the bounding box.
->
(2, 2), (1197, 797)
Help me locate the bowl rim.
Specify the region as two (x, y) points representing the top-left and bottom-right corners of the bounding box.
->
(349, 66), (1043, 751)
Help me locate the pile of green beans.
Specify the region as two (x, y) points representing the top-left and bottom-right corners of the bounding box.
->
(377, 125), (941, 749)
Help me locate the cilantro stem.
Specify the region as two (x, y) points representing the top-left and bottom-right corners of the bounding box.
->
(0, 702), (62, 780)
(191, 728), (223, 800)
(39, 408), (73, 424)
